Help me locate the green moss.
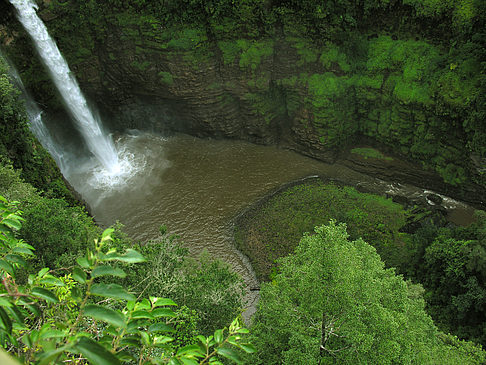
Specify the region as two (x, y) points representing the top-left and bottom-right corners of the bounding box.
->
(238, 39), (274, 71)
(131, 60), (151, 71)
(158, 71), (174, 86)
(307, 72), (346, 100)
(319, 43), (351, 72)
(303, 72), (356, 147)
(351, 147), (393, 161)
(287, 37), (319, 65)
(167, 28), (207, 51)
(393, 80), (433, 105)
(217, 40), (241, 65)
(353, 74), (384, 89)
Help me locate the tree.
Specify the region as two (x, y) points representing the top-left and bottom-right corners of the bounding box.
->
(249, 221), (485, 364)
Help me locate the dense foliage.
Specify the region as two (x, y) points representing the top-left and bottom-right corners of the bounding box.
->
(236, 177), (486, 347)
(403, 213), (486, 346)
(249, 221), (485, 364)
(0, 197), (254, 364)
(0, 57), (75, 203)
(235, 179), (409, 280)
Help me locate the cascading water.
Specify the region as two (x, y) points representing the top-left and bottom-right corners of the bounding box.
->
(9, 0), (120, 174)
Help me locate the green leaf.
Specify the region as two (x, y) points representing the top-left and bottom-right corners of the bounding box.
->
(238, 343), (256, 353)
(71, 287), (82, 301)
(39, 328), (66, 340)
(12, 246), (34, 255)
(84, 304), (126, 329)
(0, 307), (12, 334)
(127, 319), (150, 333)
(216, 347), (243, 364)
(152, 307), (176, 318)
(120, 336), (141, 347)
(76, 257), (90, 269)
(6, 305), (24, 324)
(90, 284), (136, 302)
(72, 267), (87, 284)
(116, 350), (135, 362)
(176, 344), (204, 357)
(214, 329), (223, 344)
(92, 265), (126, 279)
(196, 335), (208, 353)
(148, 323), (175, 333)
(104, 249), (146, 263)
(38, 346), (69, 365)
(131, 310), (154, 320)
(22, 332), (33, 348)
(39, 275), (65, 287)
(101, 228), (115, 242)
(153, 336), (173, 346)
(150, 297), (177, 307)
(234, 328), (249, 334)
(208, 359), (224, 365)
(5, 254), (27, 267)
(73, 337), (121, 365)
(227, 335), (239, 346)
(31, 287), (59, 303)
(140, 331), (150, 346)
(0, 259), (14, 275)
(134, 298), (151, 311)
(180, 358), (199, 365)
(37, 268), (50, 277)
(0, 297), (11, 308)
(2, 219), (21, 230)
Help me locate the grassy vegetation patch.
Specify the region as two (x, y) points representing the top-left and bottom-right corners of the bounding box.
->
(234, 178), (409, 281)
(351, 147), (393, 161)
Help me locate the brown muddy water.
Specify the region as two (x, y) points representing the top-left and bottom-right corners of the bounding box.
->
(65, 132), (476, 320)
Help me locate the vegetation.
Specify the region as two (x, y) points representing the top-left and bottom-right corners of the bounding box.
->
(2, 1), (486, 363)
(351, 147), (393, 161)
(0, 197), (254, 364)
(235, 179), (409, 280)
(235, 177), (486, 348)
(401, 212), (486, 346)
(0, 57), (75, 203)
(249, 221), (485, 364)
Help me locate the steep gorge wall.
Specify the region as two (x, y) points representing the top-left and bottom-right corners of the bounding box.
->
(1, 0), (485, 206)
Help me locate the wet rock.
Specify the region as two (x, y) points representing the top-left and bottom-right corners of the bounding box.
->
(39, 10), (57, 22)
(391, 194), (410, 206)
(426, 193), (443, 205)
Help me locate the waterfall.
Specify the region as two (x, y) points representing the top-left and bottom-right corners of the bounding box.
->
(9, 0), (120, 173)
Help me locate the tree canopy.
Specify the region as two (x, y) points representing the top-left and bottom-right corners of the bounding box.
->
(249, 221), (485, 364)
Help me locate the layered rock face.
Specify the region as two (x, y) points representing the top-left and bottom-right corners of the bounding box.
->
(2, 1), (485, 207)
